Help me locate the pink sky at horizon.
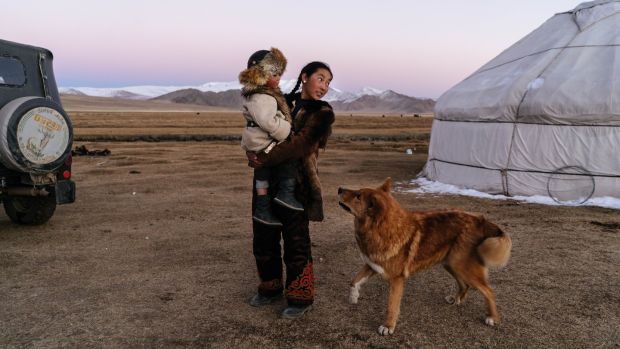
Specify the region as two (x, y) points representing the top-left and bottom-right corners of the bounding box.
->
(4, 0), (580, 98)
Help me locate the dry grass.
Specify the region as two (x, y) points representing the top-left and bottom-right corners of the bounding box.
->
(70, 111), (433, 146)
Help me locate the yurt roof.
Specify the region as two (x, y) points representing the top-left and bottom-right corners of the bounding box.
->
(435, 0), (620, 126)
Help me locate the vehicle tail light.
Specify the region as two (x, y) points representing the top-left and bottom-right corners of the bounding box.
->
(63, 170), (71, 179)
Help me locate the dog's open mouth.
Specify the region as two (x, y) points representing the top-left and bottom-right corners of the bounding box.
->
(339, 202), (351, 212)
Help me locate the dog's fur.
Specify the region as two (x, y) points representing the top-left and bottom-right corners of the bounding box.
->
(338, 178), (512, 335)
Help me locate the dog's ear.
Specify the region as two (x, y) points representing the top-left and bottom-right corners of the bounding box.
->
(366, 194), (376, 216)
(379, 177), (392, 193)
(366, 193), (382, 217)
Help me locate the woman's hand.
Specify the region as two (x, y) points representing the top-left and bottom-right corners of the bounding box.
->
(246, 151), (263, 168)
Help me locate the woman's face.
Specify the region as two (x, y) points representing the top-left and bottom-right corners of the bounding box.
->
(301, 68), (332, 100)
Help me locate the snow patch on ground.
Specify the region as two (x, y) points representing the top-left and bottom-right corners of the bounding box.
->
(405, 178), (620, 210)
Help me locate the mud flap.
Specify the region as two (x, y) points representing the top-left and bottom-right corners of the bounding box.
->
(55, 180), (75, 204)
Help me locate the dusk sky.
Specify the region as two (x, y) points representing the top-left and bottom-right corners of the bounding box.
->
(5, 0), (580, 98)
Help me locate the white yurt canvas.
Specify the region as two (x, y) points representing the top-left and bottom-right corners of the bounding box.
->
(419, 0), (620, 203)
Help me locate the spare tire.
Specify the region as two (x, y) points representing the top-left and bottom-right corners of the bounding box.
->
(0, 97), (72, 173)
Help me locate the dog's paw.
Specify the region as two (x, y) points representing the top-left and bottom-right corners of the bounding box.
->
(484, 317), (496, 326)
(378, 325), (394, 336)
(349, 287), (359, 304)
(445, 295), (461, 305)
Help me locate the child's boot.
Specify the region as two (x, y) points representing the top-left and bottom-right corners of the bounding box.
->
(274, 178), (304, 211)
(253, 195), (282, 226)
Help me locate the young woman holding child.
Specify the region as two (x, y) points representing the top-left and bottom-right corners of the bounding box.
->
(241, 53), (335, 319)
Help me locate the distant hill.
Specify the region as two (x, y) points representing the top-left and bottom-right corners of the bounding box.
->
(151, 88), (244, 108)
(152, 88), (434, 113)
(330, 90), (435, 113)
(60, 81), (435, 113)
(60, 94), (228, 112)
(61, 88), (87, 96)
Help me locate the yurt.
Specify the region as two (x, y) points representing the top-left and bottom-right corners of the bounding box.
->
(420, 0), (620, 203)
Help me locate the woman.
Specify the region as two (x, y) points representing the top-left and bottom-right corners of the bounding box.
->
(246, 61), (335, 319)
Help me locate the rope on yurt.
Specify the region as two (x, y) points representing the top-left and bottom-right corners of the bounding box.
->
(428, 158), (620, 178)
(427, 158), (620, 204)
(475, 44), (620, 76)
(546, 165), (595, 204)
(500, 169), (509, 196)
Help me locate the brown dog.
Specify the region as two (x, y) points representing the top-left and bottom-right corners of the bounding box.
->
(338, 178), (511, 335)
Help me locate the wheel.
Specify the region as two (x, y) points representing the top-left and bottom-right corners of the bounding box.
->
(0, 96), (72, 172)
(2, 195), (57, 225)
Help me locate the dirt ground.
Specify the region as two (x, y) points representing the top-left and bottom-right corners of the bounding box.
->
(1, 112), (619, 348)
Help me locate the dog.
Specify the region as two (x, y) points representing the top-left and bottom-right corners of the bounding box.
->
(338, 178), (512, 335)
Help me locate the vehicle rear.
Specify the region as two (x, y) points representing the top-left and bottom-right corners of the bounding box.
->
(0, 39), (75, 225)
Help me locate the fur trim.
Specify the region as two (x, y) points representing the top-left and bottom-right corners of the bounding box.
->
(239, 47), (287, 91)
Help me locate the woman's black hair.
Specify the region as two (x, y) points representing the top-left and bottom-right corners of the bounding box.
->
(285, 61), (333, 105)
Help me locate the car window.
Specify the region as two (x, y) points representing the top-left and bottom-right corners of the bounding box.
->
(0, 56), (26, 86)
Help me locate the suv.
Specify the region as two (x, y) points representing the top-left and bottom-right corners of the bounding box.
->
(0, 39), (75, 225)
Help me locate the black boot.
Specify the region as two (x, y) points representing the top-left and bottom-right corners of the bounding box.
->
(249, 292), (283, 307)
(274, 178), (304, 211)
(253, 195), (282, 226)
(281, 304), (313, 319)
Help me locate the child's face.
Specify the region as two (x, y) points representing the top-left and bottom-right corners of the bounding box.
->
(266, 74), (281, 89)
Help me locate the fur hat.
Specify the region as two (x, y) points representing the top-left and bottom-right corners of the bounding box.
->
(239, 47), (287, 90)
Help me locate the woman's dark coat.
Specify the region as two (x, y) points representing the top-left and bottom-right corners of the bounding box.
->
(258, 99), (335, 221)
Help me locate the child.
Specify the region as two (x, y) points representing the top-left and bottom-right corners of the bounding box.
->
(239, 47), (303, 226)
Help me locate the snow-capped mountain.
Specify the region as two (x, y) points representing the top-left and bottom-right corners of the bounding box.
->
(60, 80), (435, 113)
(60, 80), (382, 101)
(60, 84), (211, 100)
(329, 90), (435, 113)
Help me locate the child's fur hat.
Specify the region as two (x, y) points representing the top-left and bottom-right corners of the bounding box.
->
(239, 47), (287, 90)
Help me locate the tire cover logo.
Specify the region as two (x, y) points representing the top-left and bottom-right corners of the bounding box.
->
(17, 107), (70, 164)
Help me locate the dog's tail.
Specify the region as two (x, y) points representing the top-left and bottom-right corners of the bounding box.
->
(478, 221), (512, 268)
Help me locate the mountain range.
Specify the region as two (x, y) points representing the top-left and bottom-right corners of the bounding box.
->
(60, 80), (435, 113)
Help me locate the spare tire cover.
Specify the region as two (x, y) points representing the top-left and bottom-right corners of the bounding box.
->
(0, 96), (73, 172)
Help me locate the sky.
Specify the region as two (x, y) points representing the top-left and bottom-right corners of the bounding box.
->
(4, 0), (582, 98)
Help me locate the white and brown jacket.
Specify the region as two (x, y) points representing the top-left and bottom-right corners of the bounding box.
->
(240, 87), (292, 152)
(238, 47), (291, 152)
